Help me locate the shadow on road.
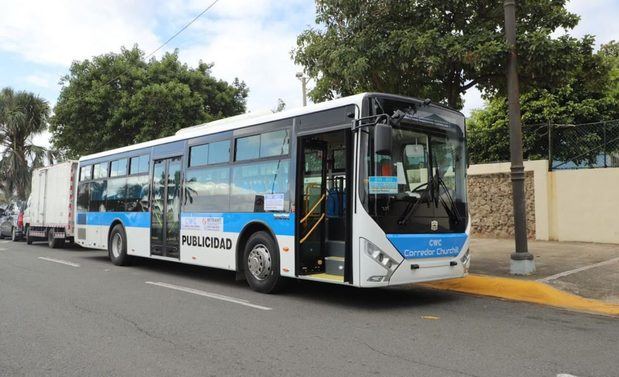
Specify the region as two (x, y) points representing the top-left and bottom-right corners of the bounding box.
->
(72, 250), (463, 311)
(26, 241), (83, 251)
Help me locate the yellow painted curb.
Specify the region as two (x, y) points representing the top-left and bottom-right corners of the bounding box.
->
(420, 274), (619, 317)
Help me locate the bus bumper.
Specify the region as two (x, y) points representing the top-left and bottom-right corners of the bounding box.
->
(387, 248), (470, 286)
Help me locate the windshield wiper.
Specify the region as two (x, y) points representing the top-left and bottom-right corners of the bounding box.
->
(397, 178), (433, 225)
(432, 165), (462, 225)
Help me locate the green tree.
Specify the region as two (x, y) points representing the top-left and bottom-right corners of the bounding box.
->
(293, 0), (587, 109)
(599, 41), (619, 104)
(0, 87), (55, 200)
(467, 42), (619, 164)
(272, 98), (286, 113)
(50, 46), (248, 158)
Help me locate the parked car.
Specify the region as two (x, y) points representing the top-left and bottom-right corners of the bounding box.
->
(0, 201), (25, 241)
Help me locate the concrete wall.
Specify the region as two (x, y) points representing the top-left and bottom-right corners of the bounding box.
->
(548, 168), (619, 244)
(467, 161), (619, 244)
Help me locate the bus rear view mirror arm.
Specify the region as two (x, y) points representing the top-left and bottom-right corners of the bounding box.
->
(351, 114), (393, 156)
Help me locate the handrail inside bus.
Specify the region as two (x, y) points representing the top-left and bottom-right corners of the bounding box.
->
(299, 213), (325, 244)
(300, 194), (325, 224)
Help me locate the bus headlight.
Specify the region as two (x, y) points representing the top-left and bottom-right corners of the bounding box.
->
(362, 238), (398, 281)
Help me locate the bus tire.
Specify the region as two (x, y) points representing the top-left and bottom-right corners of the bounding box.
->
(26, 226), (32, 245)
(108, 224), (131, 266)
(48, 229), (64, 249)
(243, 231), (286, 293)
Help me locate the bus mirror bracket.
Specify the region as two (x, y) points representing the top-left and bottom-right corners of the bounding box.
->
(352, 114), (393, 156)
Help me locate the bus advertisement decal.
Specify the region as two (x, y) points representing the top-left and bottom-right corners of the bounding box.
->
(181, 215), (224, 232)
(181, 235), (232, 250)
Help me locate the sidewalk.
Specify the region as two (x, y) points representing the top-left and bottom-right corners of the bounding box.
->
(422, 238), (619, 316)
(469, 238), (619, 304)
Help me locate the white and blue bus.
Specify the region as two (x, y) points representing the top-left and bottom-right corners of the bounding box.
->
(75, 93), (470, 293)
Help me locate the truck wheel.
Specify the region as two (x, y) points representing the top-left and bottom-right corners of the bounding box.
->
(48, 229), (64, 249)
(243, 231), (286, 293)
(108, 224), (131, 266)
(26, 227), (32, 245)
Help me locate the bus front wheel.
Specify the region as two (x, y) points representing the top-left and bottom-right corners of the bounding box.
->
(108, 224), (132, 266)
(243, 231), (286, 293)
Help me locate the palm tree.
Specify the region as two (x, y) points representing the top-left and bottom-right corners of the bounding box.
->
(0, 87), (56, 201)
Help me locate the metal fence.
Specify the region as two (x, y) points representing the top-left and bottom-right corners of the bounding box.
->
(547, 120), (619, 170)
(468, 119), (619, 170)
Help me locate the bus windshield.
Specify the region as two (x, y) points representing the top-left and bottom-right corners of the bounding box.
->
(359, 113), (467, 235)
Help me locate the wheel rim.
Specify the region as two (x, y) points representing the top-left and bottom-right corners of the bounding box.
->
(111, 233), (123, 258)
(247, 243), (272, 281)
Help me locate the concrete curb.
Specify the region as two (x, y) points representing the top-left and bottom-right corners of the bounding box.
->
(420, 274), (619, 317)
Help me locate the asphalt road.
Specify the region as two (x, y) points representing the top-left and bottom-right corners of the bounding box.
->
(0, 239), (617, 377)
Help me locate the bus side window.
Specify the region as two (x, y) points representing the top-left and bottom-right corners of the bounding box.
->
(230, 160), (289, 212)
(77, 182), (90, 212)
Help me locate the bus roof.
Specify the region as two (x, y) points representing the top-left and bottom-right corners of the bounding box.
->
(79, 92), (463, 162)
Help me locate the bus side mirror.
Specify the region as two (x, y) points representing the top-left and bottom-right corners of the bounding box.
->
(374, 123), (392, 155)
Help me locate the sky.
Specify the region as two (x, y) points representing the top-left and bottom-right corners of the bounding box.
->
(0, 0), (617, 148)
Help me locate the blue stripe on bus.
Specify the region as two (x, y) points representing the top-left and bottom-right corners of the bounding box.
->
(386, 233), (468, 259)
(76, 213), (87, 225)
(181, 212), (296, 236)
(76, 212), (150, 228)
(76, 211), (295, 235)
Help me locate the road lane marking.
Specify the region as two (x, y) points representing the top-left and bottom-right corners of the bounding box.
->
(538, 256), (619, 283)
(38, 257), (80, 267)
(557, 374), (580, 377)
(145, 281), (272, 311)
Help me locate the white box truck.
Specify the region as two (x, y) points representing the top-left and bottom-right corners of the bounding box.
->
(24, 161), (78, 248)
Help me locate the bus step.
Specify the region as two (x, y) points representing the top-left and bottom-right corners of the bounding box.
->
(325, 256), (345, 276)
(326, 240), (345, 258)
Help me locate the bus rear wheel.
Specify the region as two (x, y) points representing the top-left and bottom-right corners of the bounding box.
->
(108, 224), (132, 266)
(243, 231), (286, 293)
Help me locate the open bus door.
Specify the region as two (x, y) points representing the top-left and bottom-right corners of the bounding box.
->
(296, 129), (352, 283)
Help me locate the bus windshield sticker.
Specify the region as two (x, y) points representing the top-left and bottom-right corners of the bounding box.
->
(264, 193), (285, 212)
(369, 176), (398, 194)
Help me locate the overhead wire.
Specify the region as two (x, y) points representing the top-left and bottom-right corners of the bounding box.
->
(103, 0), (221, 86)
(145, 0), (221, 59)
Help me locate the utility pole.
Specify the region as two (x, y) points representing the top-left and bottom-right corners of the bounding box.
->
(295, 72), (308, 107)
(504, 0), (535, 275)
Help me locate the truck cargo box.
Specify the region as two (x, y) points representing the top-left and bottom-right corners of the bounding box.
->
(24, 161), (78, 247)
